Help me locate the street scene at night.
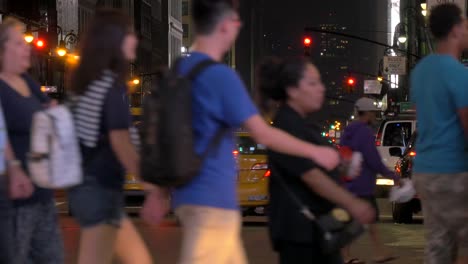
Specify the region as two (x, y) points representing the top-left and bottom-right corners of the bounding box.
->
(0, 0), (467, 263)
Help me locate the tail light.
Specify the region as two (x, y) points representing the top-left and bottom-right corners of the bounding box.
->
(375, 132), (382, 146)
(251, 163), (270, 179)
(409, 151), (416, 157)
(233, 150), (239, 156)
(251, 163), (268, 170)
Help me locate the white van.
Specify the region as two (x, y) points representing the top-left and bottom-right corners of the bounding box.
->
(374, 115), (417, 193)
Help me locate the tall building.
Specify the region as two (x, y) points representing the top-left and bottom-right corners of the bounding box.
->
(317, 23), (351, 100)
(165, 0), (183, 65)
(235, 0), (264, 91)
(181, 0), (192, 53)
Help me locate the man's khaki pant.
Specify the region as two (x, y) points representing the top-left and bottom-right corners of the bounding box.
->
(175, 205), (247, 264)
(414, 172), (468, 264)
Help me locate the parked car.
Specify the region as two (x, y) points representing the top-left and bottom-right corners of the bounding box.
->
(390, 132), (421, 223)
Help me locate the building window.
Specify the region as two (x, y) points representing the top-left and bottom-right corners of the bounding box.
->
(171, 0), (182, 20)
(154, 0), (162, 21)
(141, 2), (152, 38)
(78, 7), (93, 34)
(182, 1), (189, 16)
(183, 23), (189, 38)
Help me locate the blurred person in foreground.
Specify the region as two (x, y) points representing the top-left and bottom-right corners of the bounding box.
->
(0, 17), (63, 264)
(67, 9), (152, 264)
(257, 56), (375, 264)
(410, 3), (468, 264)
(140, 1), (344, 263)
(340, 97), (399, 264)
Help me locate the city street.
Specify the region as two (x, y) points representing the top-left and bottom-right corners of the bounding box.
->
(57, 199), (426, 264)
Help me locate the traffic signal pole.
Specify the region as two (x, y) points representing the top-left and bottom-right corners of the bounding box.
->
(304, 27), (420, 59)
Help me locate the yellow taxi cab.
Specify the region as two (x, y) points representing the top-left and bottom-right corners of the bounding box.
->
(123, 107), (145, 205)
(123, 127), (271, 216)
(235, 132), (270, 216)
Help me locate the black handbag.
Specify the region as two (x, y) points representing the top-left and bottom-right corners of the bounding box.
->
(272, 166), (365, 254)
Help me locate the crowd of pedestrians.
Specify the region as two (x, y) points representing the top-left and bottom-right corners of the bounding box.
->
(0, 1), (467, 264)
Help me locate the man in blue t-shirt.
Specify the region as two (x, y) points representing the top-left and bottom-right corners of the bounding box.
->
(410, 4), (468, 264)
(141, 1), (344, 263)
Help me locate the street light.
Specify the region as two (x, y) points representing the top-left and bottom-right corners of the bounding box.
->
(132, 78), (140, 85)
(398, 35), (407, 44)
(421, 2), (427, 17)
(56, 40), (67, 57)
(24, 26), (34, 43)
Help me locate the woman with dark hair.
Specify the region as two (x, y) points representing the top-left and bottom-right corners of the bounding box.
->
(257, 57), (375, 264)
(0, 17), (63, 264)
(67, 9), (152, 264)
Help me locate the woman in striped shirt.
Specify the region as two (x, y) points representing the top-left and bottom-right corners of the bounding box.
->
(67, 9), (151, 264)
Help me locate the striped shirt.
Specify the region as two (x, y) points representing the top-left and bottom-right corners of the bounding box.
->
(72, 70), (139, 148)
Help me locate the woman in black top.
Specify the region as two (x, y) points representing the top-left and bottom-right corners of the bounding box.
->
(257, 57), (375, 264)
(67, 9), (151, 264)
(0, 18), (64, 264)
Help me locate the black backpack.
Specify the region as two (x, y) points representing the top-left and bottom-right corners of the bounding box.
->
(140, 59), (227, 187)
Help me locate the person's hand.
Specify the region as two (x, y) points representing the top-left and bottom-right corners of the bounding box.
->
(346, 198), (375, 225)
(311, 146), (340, 171)
(141, 187), (170, 225)
(47, 99), (59, 108)
(393, 177), (401, 187)
(8, 166), (33, 199)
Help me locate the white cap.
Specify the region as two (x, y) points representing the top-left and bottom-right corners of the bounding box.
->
(355, 97), (379, 112)
(389, 179), (416, 203)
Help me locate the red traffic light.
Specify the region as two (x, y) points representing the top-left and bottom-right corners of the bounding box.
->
(347, 77), (355, 86)
(303, 37), (312, 46)
(35, 39), (45, 48)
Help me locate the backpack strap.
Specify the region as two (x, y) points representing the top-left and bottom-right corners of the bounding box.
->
(201, 127), (230, 159)
(183, 59), (226, 159)
(186, 60), (218, 80)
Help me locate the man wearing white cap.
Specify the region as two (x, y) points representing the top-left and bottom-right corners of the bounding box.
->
(340, 97), (399, 264)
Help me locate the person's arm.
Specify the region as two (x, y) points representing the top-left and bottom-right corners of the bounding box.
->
(244, 115), (340, 171)
(109, 130), (139, 176)
(214, 66), (339, 170)
(449, 68), (468, 140)
(5, 142), (33, 199)
(358, 127), (398, 181)
(458, 108), (468, 140)
(301, 168), (375, 224)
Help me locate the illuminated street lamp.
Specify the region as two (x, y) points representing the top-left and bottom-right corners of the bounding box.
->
(398, 35), (407, 44)
(24, 25), (34, 43)
(56, 40), (67, 57)
(132, 78), (140, 85)
(421, 3), (427, 17)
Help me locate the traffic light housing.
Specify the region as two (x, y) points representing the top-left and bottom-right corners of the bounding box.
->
(303, 36), (312, 56)
(303, 37), (312, 47)
(34, 30), (48, 52)
(344, 77), (356, 93)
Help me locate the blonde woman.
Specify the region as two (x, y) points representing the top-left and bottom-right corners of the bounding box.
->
(0, 17), (63, 264)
